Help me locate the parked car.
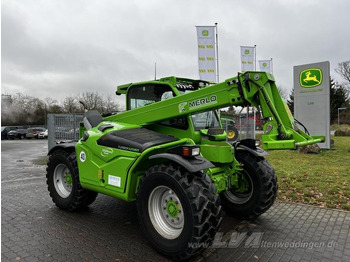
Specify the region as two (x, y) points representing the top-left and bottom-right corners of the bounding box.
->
(1, 126), (19, 140)
(26, 127), (46, 139)
(38, 129), (48, 139)
(7, 129), (27, 139)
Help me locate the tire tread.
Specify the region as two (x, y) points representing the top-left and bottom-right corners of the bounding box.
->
(138, 164), (222, 261)
(46, 150), (97, 211)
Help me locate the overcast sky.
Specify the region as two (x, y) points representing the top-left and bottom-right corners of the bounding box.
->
(2, 0), (349, 107)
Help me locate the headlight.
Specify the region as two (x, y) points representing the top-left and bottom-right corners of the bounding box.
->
(191, 147), (200, 156)
(168, 146), (201, 157)
(255, 140), (260, 147)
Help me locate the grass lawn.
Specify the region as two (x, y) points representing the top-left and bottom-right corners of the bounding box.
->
(330, 124), (350, 130)
(265, 136), (350, 211)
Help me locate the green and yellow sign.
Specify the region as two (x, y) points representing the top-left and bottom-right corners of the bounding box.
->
(299, 68), (322, 88)
(202, 30), (209, 36)
(293, 61), (330, 149)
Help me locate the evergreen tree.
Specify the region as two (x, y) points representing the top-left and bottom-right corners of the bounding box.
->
(330, 77), (349, 122)
(287, 89), (294, 115)
(286, 78), (349, 123)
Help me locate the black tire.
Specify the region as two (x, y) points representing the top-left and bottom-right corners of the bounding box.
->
(221, 151), (277, 220)
(137, 164), (222, 261)
(85, 191), (98, 206)
(46, 150), (97, 211)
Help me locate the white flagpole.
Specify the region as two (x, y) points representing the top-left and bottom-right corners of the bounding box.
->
(215, 23), (219, 83)
(254, 45), (257, 71)
(271, 58), (273, 74)
(154, 62), (157, 80)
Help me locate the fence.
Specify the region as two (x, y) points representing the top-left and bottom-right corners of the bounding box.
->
(47, 114), (83, 151)
(235, 114), (256, 140)
(222, 107), (259, 140)
(47, 110), (259, 152)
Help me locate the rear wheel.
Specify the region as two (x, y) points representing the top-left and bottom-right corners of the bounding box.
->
(46, 150), (97, 211)
(221, 151), (277, 220)
(137, 164), (222, 261)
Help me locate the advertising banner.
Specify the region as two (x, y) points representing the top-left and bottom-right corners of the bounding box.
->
(293, 61), (330, 149)
(196, 26), (216, 83)
(241, 46), (255, 72)
(259, 60), (272, 73)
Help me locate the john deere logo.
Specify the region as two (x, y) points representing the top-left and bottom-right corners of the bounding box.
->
(202, 30), (209, 36)
(244, 50), (250, 55)
(262, 62), (267, 67)
(300, 68), (322, 88)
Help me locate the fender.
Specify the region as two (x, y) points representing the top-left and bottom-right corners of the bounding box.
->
(48, 142), (76, 155)
(149, 153), (214, 173)
(236, 144), (269, 157)
(232, 139), (269, 157)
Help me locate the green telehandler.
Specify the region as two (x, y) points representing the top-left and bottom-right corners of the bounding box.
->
(46, 71), (324, 260)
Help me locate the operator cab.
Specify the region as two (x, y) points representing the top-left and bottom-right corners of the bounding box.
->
(119, 77), (221, 131)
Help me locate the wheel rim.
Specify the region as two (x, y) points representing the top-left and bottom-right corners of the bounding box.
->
(148, 186), (184, 239)
(53, 163), (73, 198)
(224, 171), (253, 204)
(227, 130), (235, 139)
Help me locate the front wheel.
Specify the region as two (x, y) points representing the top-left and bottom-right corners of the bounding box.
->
(137, 164), (222, 261)
(46, 150), (97, 211)
(221, 151), (277, 220)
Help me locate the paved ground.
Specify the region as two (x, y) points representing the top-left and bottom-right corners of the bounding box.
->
(1, 139), (350, 262)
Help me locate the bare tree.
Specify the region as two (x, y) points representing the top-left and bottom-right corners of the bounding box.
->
(1, 93), (46, 125)
(104, 94), (121, 113)
(2, 91), (120, 125)
(79, 92), (103, 111)
(45, 97), (58, 108)
(45, 97), (62, 114)
(277, 85), (288, 100)
(78, 92), (120, 113)
(335, 60), (350, 87)
(62, 96), (82, 113)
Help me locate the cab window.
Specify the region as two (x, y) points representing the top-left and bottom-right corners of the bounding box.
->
(127, 84), (173, 110)
(191, 111), (220, 131)
(127, 84), (189, 130)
